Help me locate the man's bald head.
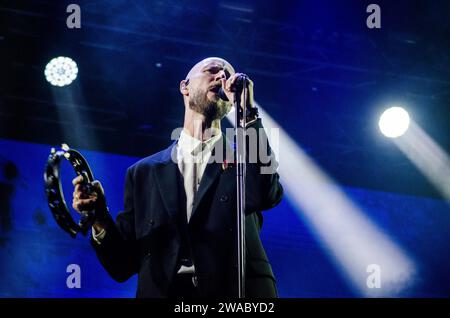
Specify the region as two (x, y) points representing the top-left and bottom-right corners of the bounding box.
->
(185, 57), (235, 80)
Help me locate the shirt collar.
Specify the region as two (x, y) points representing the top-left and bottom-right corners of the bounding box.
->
(178, 128), (222, 156)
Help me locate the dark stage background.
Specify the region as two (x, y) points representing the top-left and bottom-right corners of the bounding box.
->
(1, 0), (450, 297)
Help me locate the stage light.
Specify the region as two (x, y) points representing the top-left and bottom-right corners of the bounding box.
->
(44, 56), (78, 87)
(379, 107), (410, 138)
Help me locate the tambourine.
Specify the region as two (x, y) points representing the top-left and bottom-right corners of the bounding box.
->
(44, 144), (95, 238)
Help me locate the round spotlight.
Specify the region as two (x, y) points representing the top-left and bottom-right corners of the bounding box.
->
(379, 106), (410, 138)
(44, 56), (78, 87)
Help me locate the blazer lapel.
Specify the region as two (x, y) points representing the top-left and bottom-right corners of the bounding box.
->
(153, 142), (180, 221)
(190, 161), (221, 220)
(190, 135), (234, 220)
(153, 134), (234, 222)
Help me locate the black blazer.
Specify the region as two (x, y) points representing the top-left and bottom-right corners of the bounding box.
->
(92, 119), (283, 297)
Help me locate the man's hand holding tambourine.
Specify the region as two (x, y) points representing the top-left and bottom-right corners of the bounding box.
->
(72, 175), (109, 233)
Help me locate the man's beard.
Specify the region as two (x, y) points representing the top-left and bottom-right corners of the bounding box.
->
(188, 88), (231, 121)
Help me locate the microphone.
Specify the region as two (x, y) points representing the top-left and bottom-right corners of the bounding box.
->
(218, 88), (229, 101)
(217, 74), (248, 102)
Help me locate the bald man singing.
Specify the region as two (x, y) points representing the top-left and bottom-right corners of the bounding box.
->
(72, 57), (283, 298)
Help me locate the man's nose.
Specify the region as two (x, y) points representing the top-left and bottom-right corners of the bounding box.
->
(214, 70), (226, 81)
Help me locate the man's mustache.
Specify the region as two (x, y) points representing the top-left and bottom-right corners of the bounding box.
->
(208, 82), (229, 102)
(208, 82), (223, 92)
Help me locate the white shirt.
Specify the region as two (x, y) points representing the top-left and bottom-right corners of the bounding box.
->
(175, 128), (222, 274)
(176, 128), (222, 223)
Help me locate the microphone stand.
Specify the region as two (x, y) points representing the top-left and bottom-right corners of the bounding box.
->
(234, 76), (248, 298)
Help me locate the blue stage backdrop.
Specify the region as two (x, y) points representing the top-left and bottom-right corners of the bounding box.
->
(0, 137), (449, 297)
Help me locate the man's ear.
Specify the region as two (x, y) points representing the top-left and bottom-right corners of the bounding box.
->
(180, 79), (189, 96)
